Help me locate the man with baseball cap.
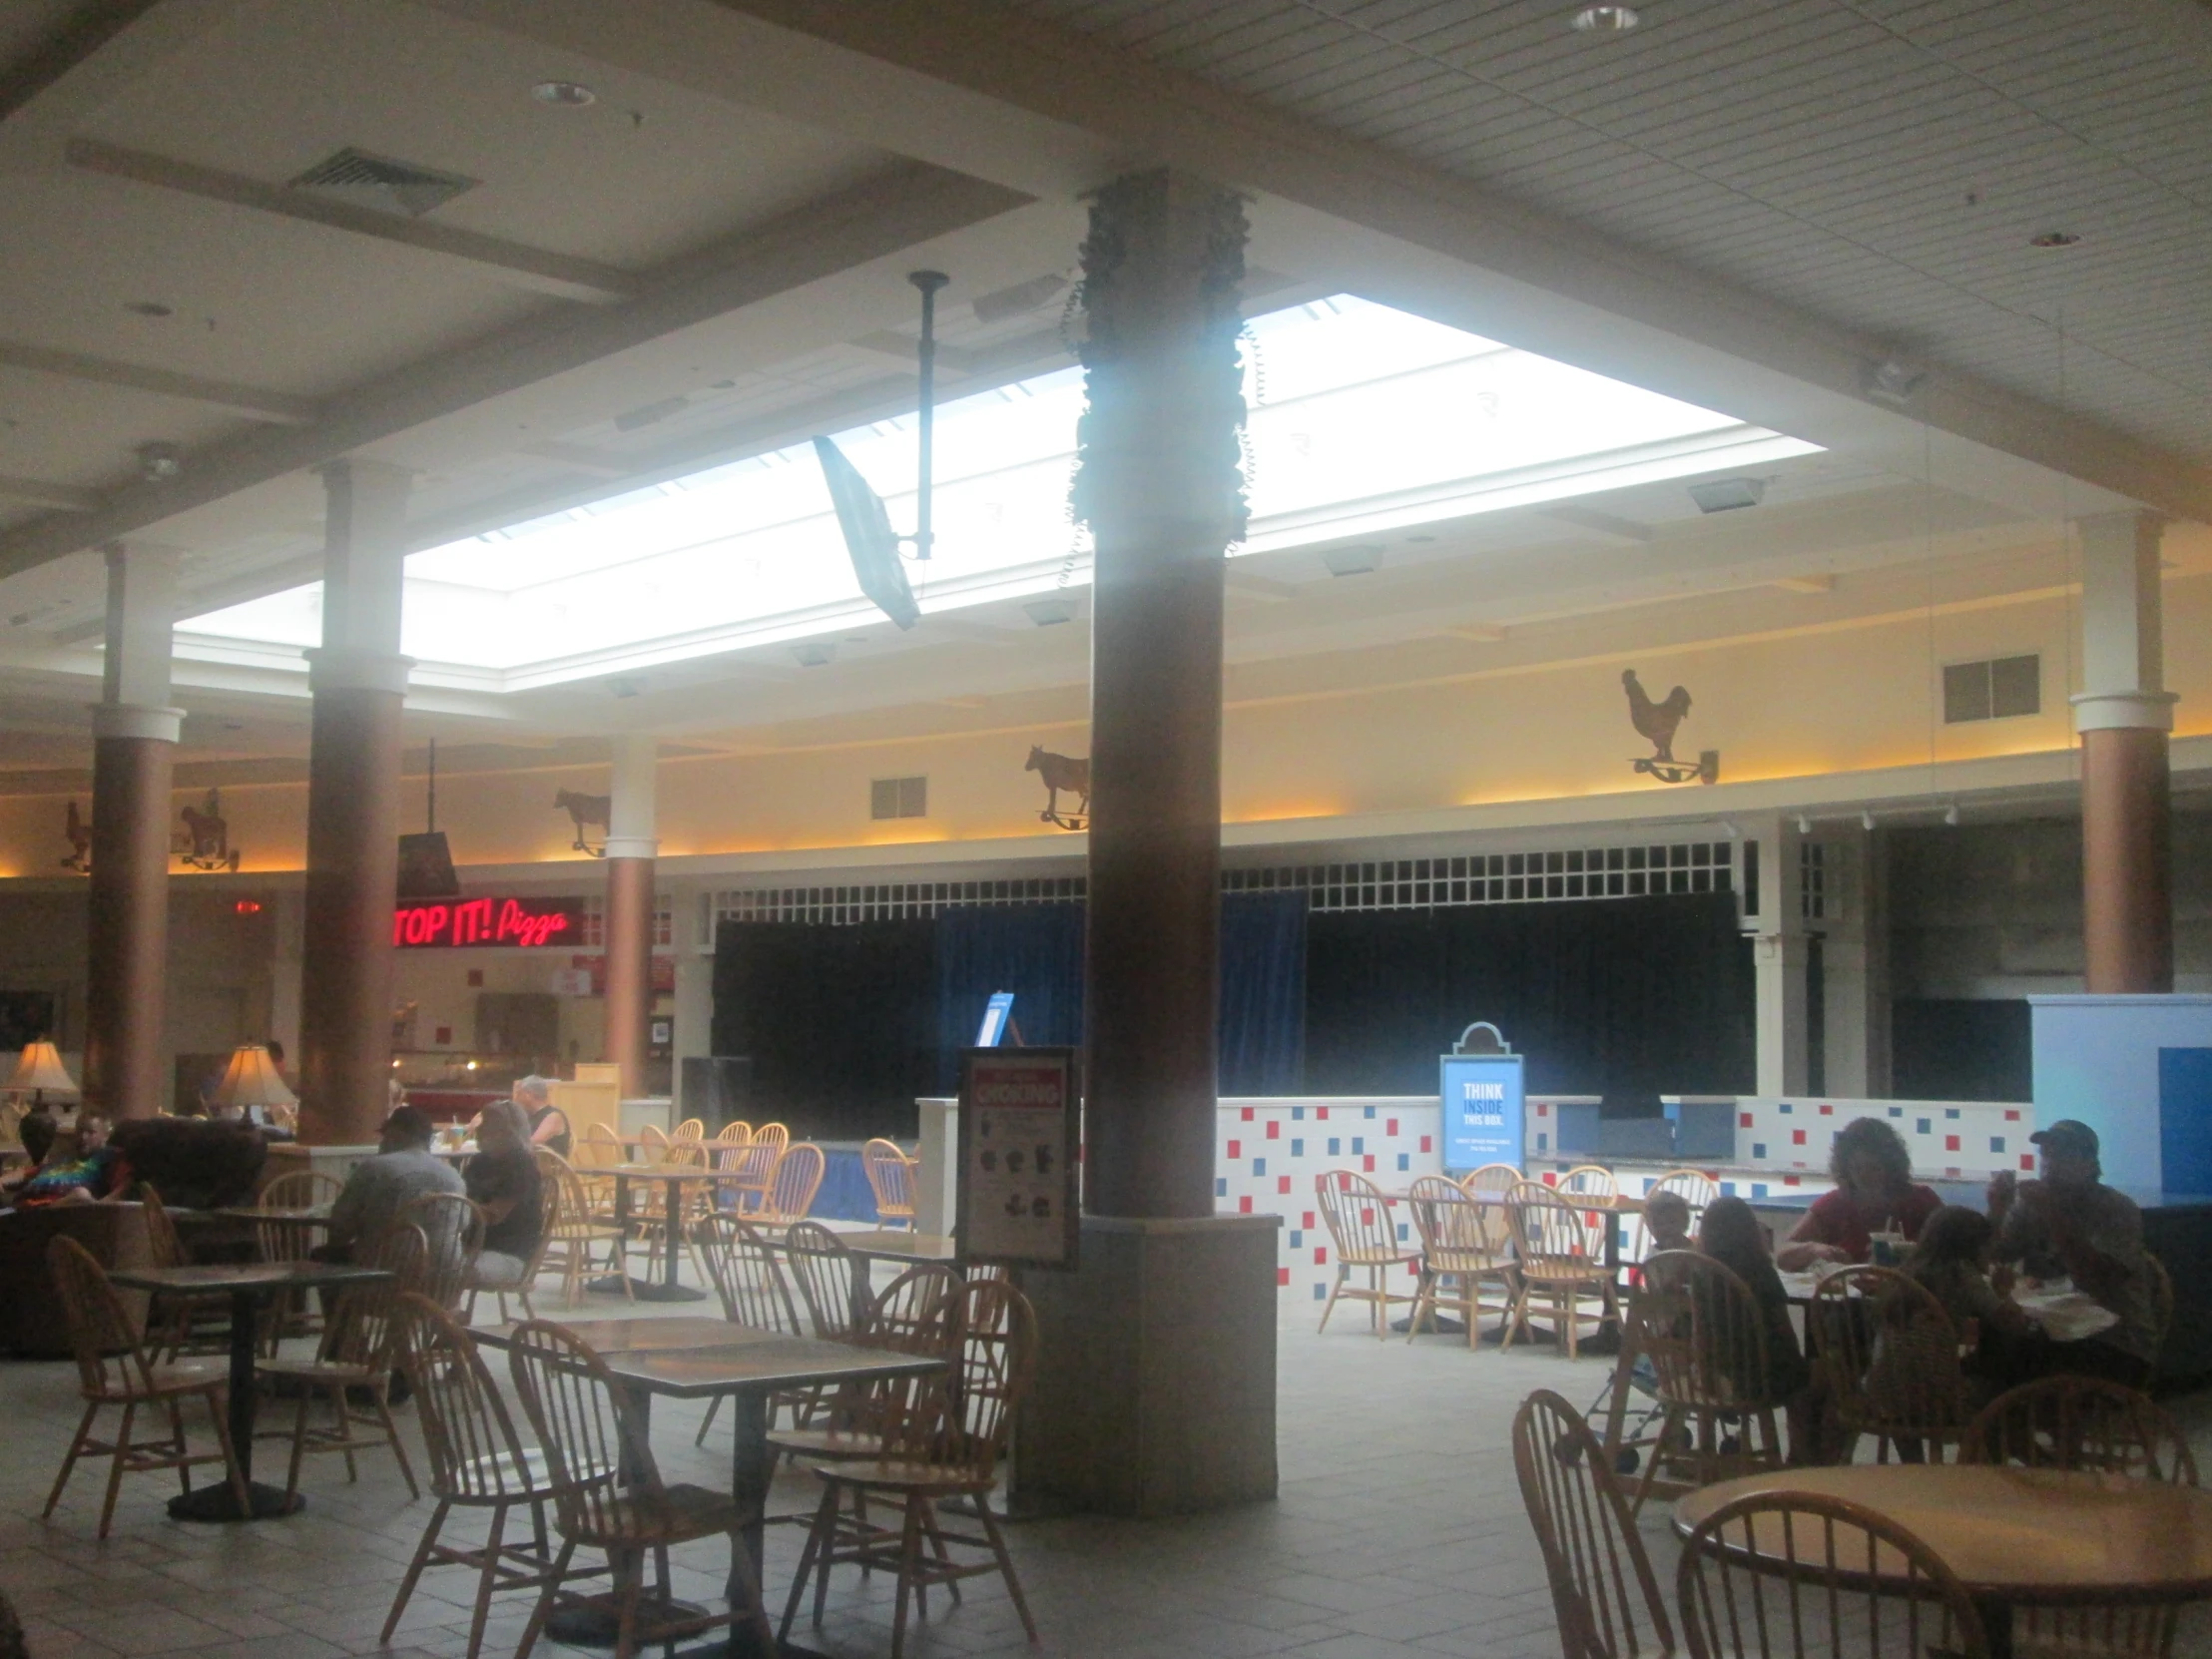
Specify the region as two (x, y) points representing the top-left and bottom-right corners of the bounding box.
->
(1986, 1119), (2158, 1385)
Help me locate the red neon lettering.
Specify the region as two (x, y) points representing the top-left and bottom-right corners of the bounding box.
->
(395, 897), (573, 947)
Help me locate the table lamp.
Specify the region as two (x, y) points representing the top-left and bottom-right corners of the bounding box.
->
(213, 1043), (297, 1127)
(8, 1039), (79, 1111)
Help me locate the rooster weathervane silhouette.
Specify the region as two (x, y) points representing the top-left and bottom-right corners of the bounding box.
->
(1622, 669), (1718, 785)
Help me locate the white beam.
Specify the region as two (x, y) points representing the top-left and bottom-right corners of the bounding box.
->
(0, 336), (318, 423)
(1536, 504), (1653, 545)
(67, 138), (641, 305)
(0, 163), (1031, 580)
(0, 473), (96, 511)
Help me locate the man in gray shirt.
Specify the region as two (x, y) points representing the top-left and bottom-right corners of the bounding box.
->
(1987, 1119), (2159, 1385)
(323, 1105), (464, 1262)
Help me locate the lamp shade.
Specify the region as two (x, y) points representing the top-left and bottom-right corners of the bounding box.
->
(8, 1040), (78, 1097)
(213, 1044), (296, 1111)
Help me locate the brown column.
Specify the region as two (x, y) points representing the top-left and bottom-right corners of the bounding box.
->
(297, 655), (408, 1143)
(603, 857), (654, 1098)
(2082, 726), (2172, 992)
(601, 733), (659, 1099)
(1075, 171), (1249, 1220)
(2073, 510), (2175, 995)
(83, 711), (179, 1118)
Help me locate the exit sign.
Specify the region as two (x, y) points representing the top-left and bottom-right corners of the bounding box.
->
(393, 896), (583, 949)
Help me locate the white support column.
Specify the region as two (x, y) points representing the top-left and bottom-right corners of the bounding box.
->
(603, 733), (660, 1098)
(672, 887), (716, 1117)
(1747, 815), (1810, 1097)
(1816, 825), (1890, 1098)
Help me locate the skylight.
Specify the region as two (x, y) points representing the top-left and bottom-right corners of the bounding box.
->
(181, 295), (1818, 692)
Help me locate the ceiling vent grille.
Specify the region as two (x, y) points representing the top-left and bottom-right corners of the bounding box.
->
(288, 148), (476, 218)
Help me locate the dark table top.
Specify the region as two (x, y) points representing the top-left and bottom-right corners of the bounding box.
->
(822, 1230), (959, 1263)
(108, 1261), (390, 1296)
(609, 1164), (717, 1182)
(216, 1205), (333, 1224)
(469, 1318), (944, 1399)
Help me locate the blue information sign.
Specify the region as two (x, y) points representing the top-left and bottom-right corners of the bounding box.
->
(1440, 1053), (1526, 1173)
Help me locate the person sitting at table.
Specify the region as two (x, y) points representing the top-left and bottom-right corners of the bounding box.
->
(513, 1075), (572, 1159)
(1698, 1196), (1816, 1461)
(0, 1109), (58, 1199)
(1898, 1204), (2032, 1388)
(1641, 1190), (1695, 1258)
(1777, 1117), (1942, 1271)
(464, 1099), (544, 1282)
(8, 1113), (131, 1207)
(315, 1105), (462, 1264)
(1987, 1119), (2159, 1387)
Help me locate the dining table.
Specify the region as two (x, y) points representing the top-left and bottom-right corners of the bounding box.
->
(471, 1316), (945, 1657)
(1675, 1463), (2212, 1659)
(104, 1260), (391, 1520)
(596, 1163), (720, 1303)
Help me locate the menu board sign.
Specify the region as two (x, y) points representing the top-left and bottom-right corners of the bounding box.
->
(956, 1047), (1079, 1270)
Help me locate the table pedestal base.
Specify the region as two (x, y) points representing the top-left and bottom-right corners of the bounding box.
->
(589, 1274), (707, 1304)
(169, 1480), (302, 1522)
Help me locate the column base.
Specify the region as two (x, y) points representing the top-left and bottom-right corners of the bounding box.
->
(1011, 1213), (1279, 1517)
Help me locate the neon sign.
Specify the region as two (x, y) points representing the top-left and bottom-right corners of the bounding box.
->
(392, 896), (583, 949)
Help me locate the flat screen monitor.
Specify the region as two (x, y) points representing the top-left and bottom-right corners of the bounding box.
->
(975, 992), (1016, 1048)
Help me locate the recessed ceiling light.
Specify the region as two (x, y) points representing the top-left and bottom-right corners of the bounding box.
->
(1688, 476), (1766, 513)
(1023, 598), (1076, 627)
(532, 80), (597, 107)
(2028, 231), (2082, 250)
(1322, 544), (1384, 577)
(1571, 5), (1639, 32)
(136, 441), (182, 483)
(792, 642), (835, 668)
(124, 300), (173, 318)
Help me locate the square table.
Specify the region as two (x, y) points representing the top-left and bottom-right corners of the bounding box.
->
(105, 1261), (391, 1520)
(600, 1164), (720, 1303)
(472, 1319), (945, 1656)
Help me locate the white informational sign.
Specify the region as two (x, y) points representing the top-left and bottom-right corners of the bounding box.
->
(956, 1047), (1080, 1270)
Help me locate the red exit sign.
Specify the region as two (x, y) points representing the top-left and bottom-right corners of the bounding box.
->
(393, 896), (583, 949)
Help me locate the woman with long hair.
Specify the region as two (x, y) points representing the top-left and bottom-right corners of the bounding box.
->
(1777, 1116), (1941, 1271)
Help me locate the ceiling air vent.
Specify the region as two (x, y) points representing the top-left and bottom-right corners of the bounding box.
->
(288, 148), (476, 218)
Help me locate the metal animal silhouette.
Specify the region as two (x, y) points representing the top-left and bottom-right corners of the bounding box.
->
(60, 802), (90, 873)
(553, 788), (610, 855)
(1622, 670), (1718, 785)
(1025, 747), (1090, 830)
(176, 790), (242, 871)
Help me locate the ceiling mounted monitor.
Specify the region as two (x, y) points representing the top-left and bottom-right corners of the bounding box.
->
(813, 436), (919, 631)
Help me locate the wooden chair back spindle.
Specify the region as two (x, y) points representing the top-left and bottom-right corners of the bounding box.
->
(861, 1138), (917, 1227)
(1511, 1388), (1673, 1659)
(782, 1222), (861, 1340)
(694, 1215), (802, 1332)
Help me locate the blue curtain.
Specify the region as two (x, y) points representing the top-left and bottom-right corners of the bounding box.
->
(929, 892), (1307, 1095)
(933, 903), (1086, 1092)
(1219, 889), (1307, 1095)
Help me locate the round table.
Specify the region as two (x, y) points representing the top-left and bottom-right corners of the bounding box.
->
(1676, 1465), (2212, 1657)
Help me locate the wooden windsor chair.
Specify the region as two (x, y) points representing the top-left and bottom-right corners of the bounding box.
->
(1622, 1251), (1787, 1514)
(1626, 1168), (1719, 1271)
(465, 1159), (565, 1324)
(782, 1221), (863, 1341)
(43, 1235), (252, 1539)
(135, 1184), (226, 1361)
(690, 1215), (805, 1445)
(259, 1222), (426, 1506)
(750, 1143), (827, 1228)
(712, 1120), (753, 1147)
(254, 1170), (344, 1353)
(862, 1138), (919, 1228)
(723, 1122), (789, 1216)
(1511, 1388), (1675, 1659)
(1560, 1165), (1620, 1201)
(636, 1122), (671, 1164)
(1961, 1376), (2197, 1656)
(536, 1150), (633, 1306)
(1461, 1161), (1523, 1203)
(1404, 1174), (1515, 1348)
(506, 1321), (777, 1659)
(395, 1190), (486, 1313)
(768, 1265), (960, 1474)
(782, 1277), (1040, 1659)
(1675, 1490), (1989, 1659)
(1809, 1266), (1970, 1464)
(674, 1118), (705, 1143)
(1314, 1170), (1420, 1337)
(381, 1295), (603, 1659)
(1505, 1180), (1620, 1358)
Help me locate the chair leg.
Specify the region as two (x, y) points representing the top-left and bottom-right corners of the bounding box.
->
(781, 1482), (834, 1640)
(463, 1501), (506, 1659)
(694, 1394), (723, 1446)
(725, 1518), (778, 1652)
(371, 1387), (420, 1499)
(383, 1497), (450, 1645)
(512, 1536), (575, 1659)
(45, 1400), (99, 1518)
(1630, 1405), (1681, 1516)
(1499, 1282), (1528, 1354)
(98, 1400), (136, 1540)
(613, 1549), (644, 1659)
(1318, 1266), (1348, 1334)
(283, 1387), (314, 1507)
(167, 1399), (192, 1495)
(977, 1494), (1039, 1644)
(889, 1492), (925, 1659)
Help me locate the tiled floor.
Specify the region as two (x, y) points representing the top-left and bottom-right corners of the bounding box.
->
(5, 1284), (2210, 1659)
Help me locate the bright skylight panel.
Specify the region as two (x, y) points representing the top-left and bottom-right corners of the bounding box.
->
(180, 294), (1818, 686)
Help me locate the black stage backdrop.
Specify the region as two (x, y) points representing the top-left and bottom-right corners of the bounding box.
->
(710, 919), (939, 1142)
(1303, 890), (1754, 1097)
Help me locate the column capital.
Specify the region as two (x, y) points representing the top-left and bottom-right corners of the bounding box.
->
(90, 702), (184, 743)
(304, 647), (413, 695)
(2071, 689), (2179, 733)
(603, 837), (659, 860)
